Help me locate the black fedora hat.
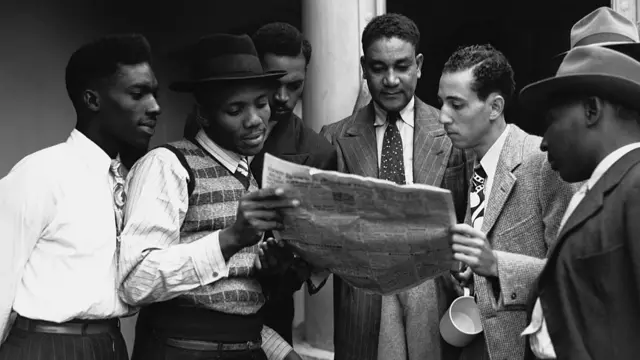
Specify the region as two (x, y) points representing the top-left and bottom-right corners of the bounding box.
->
(170, 34), (286, 93)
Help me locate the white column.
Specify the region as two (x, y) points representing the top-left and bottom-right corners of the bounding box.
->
(300, 0), (385, 351)
(612, 0), (637, 23)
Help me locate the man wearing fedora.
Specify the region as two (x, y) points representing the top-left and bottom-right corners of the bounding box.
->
(117, 34), (303, 360)
(549, 6), (640, 71)
(437, 44), (575, 360)
(519, 44), (640, 359)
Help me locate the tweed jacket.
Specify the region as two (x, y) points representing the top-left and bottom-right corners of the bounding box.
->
(460, 125), (576, 360)
(320, 98), (469, 360)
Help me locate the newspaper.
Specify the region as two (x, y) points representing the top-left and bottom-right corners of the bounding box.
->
(262, 153), (457, 295)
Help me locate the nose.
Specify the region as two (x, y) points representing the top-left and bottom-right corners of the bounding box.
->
(148, 96), (161, 117)
(274, 86), (289, 104)
(540, 136), (548, 152)
(438, 110), (452, 125)
(382, 70), (400, 87)
(244, 105), (266, 128)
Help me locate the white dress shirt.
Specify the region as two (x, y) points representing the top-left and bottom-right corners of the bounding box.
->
(0, 129), (131, 340)
(373, 97), (415, 184)
(477, 124), (511, 213)
(118, 130), (291, 359)
(522, 142), (640, 359)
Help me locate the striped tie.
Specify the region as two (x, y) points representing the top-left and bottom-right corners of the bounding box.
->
(236, 157), (250, 189)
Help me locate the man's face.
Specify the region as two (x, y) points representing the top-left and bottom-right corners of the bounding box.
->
(361, 37), (423, 113)
(98, 62), (160, 149)
(200, 81), (272, 156)
(97, 62), (160, 150)
(262, 53), (306, 120)
(540, 99), (593, 182)
(437, 68), (494, 150)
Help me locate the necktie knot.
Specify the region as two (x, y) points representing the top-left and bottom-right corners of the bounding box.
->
(387, 111), (401, 125)
(110, 159), (124, 182)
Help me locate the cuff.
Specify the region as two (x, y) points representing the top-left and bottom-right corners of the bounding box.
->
(190, 230), (230, 286)
(494, 250), (545, 309)
(261, 325), (293, 360)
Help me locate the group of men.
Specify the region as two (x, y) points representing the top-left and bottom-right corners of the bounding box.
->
(1, 6), (640, 360)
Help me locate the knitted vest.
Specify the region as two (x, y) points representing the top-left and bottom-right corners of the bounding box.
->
(164, 139), (264, 315)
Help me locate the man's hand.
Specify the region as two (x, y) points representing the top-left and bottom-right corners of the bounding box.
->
(450, 224), (498, 278)
(255, 236), (294, 275)
(220, 187), (300, 259)
(450, 266), (474, 297)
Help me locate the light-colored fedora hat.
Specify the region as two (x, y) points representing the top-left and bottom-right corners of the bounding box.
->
(554, 7), (640, 61)
(521, 45), (640, 112)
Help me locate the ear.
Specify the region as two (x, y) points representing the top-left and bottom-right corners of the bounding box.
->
(360, 55), (368, 79)
(583, 96), (604, 127)
(415, 53), (424, 79)
(195, 104), (211, 128)
(488, 93), (505, 120)
(83, 90), (100, 112)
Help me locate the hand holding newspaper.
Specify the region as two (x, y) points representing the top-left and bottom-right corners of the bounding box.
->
(262, 153), (457, 295)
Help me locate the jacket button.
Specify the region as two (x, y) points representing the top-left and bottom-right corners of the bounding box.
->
(511, 292), (517, 300)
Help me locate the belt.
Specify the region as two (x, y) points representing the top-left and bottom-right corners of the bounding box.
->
(14, 316), (120, 335)
(165, 338), (261, 352)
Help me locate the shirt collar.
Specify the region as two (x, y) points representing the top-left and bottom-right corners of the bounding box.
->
(373, 97), (415, 128)
(195, 130), (252, 174)
(585, 142), (640, 190)
(68, 129), (112, 174)
(479, 124), (511, 180)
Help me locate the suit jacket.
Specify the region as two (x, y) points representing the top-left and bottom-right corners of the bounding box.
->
(251, 112), (337, 185)
(320, 98), (470, 360)
(524, 148), (640, 360)
(458, 125), (575, 360)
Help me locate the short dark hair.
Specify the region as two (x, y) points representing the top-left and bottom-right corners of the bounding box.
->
(65, 33), (152, 109)
(361, 13), (420, 55)
(252, 22), (312, 65)
(443, 44), (516, 105)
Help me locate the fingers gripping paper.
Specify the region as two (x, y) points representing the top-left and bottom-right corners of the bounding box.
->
(262, 153), (457, 295)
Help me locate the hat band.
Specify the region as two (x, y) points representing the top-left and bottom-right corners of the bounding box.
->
(574, 32), (636, 47)
(190, 53), (265, 80)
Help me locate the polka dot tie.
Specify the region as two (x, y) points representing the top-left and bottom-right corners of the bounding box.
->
(469, 165), (487, 230)
(379, 111), (406, 185)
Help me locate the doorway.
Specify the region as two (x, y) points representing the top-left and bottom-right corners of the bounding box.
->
(388, 0), (609, 135)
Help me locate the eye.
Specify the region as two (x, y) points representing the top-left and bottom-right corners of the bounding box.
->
(130, 92), (143, 100)
(227, 106), (242, 116)
(287, 81), (303, 91)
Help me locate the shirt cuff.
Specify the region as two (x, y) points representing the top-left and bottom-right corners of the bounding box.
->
(190, 230), (229, 286)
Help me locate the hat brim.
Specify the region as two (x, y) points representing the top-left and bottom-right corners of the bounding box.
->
(169, 70), (287, 93)
(520, 73), (640, 114)
(553, 42), (640, 61)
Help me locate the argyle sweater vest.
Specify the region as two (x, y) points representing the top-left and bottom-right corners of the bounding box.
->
(167, 139), (264, 315)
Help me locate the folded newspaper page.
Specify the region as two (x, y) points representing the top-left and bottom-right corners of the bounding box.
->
(262, 153), (457, 295)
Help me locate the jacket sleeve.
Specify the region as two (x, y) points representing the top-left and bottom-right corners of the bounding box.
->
(493, 157), (577, 309)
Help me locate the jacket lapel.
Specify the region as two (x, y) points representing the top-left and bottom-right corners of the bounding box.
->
(412, 99), (452, 186)
(481, 125), (525, 235)
(541, 147), (640, 281)
(336, 102), (379, 178)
